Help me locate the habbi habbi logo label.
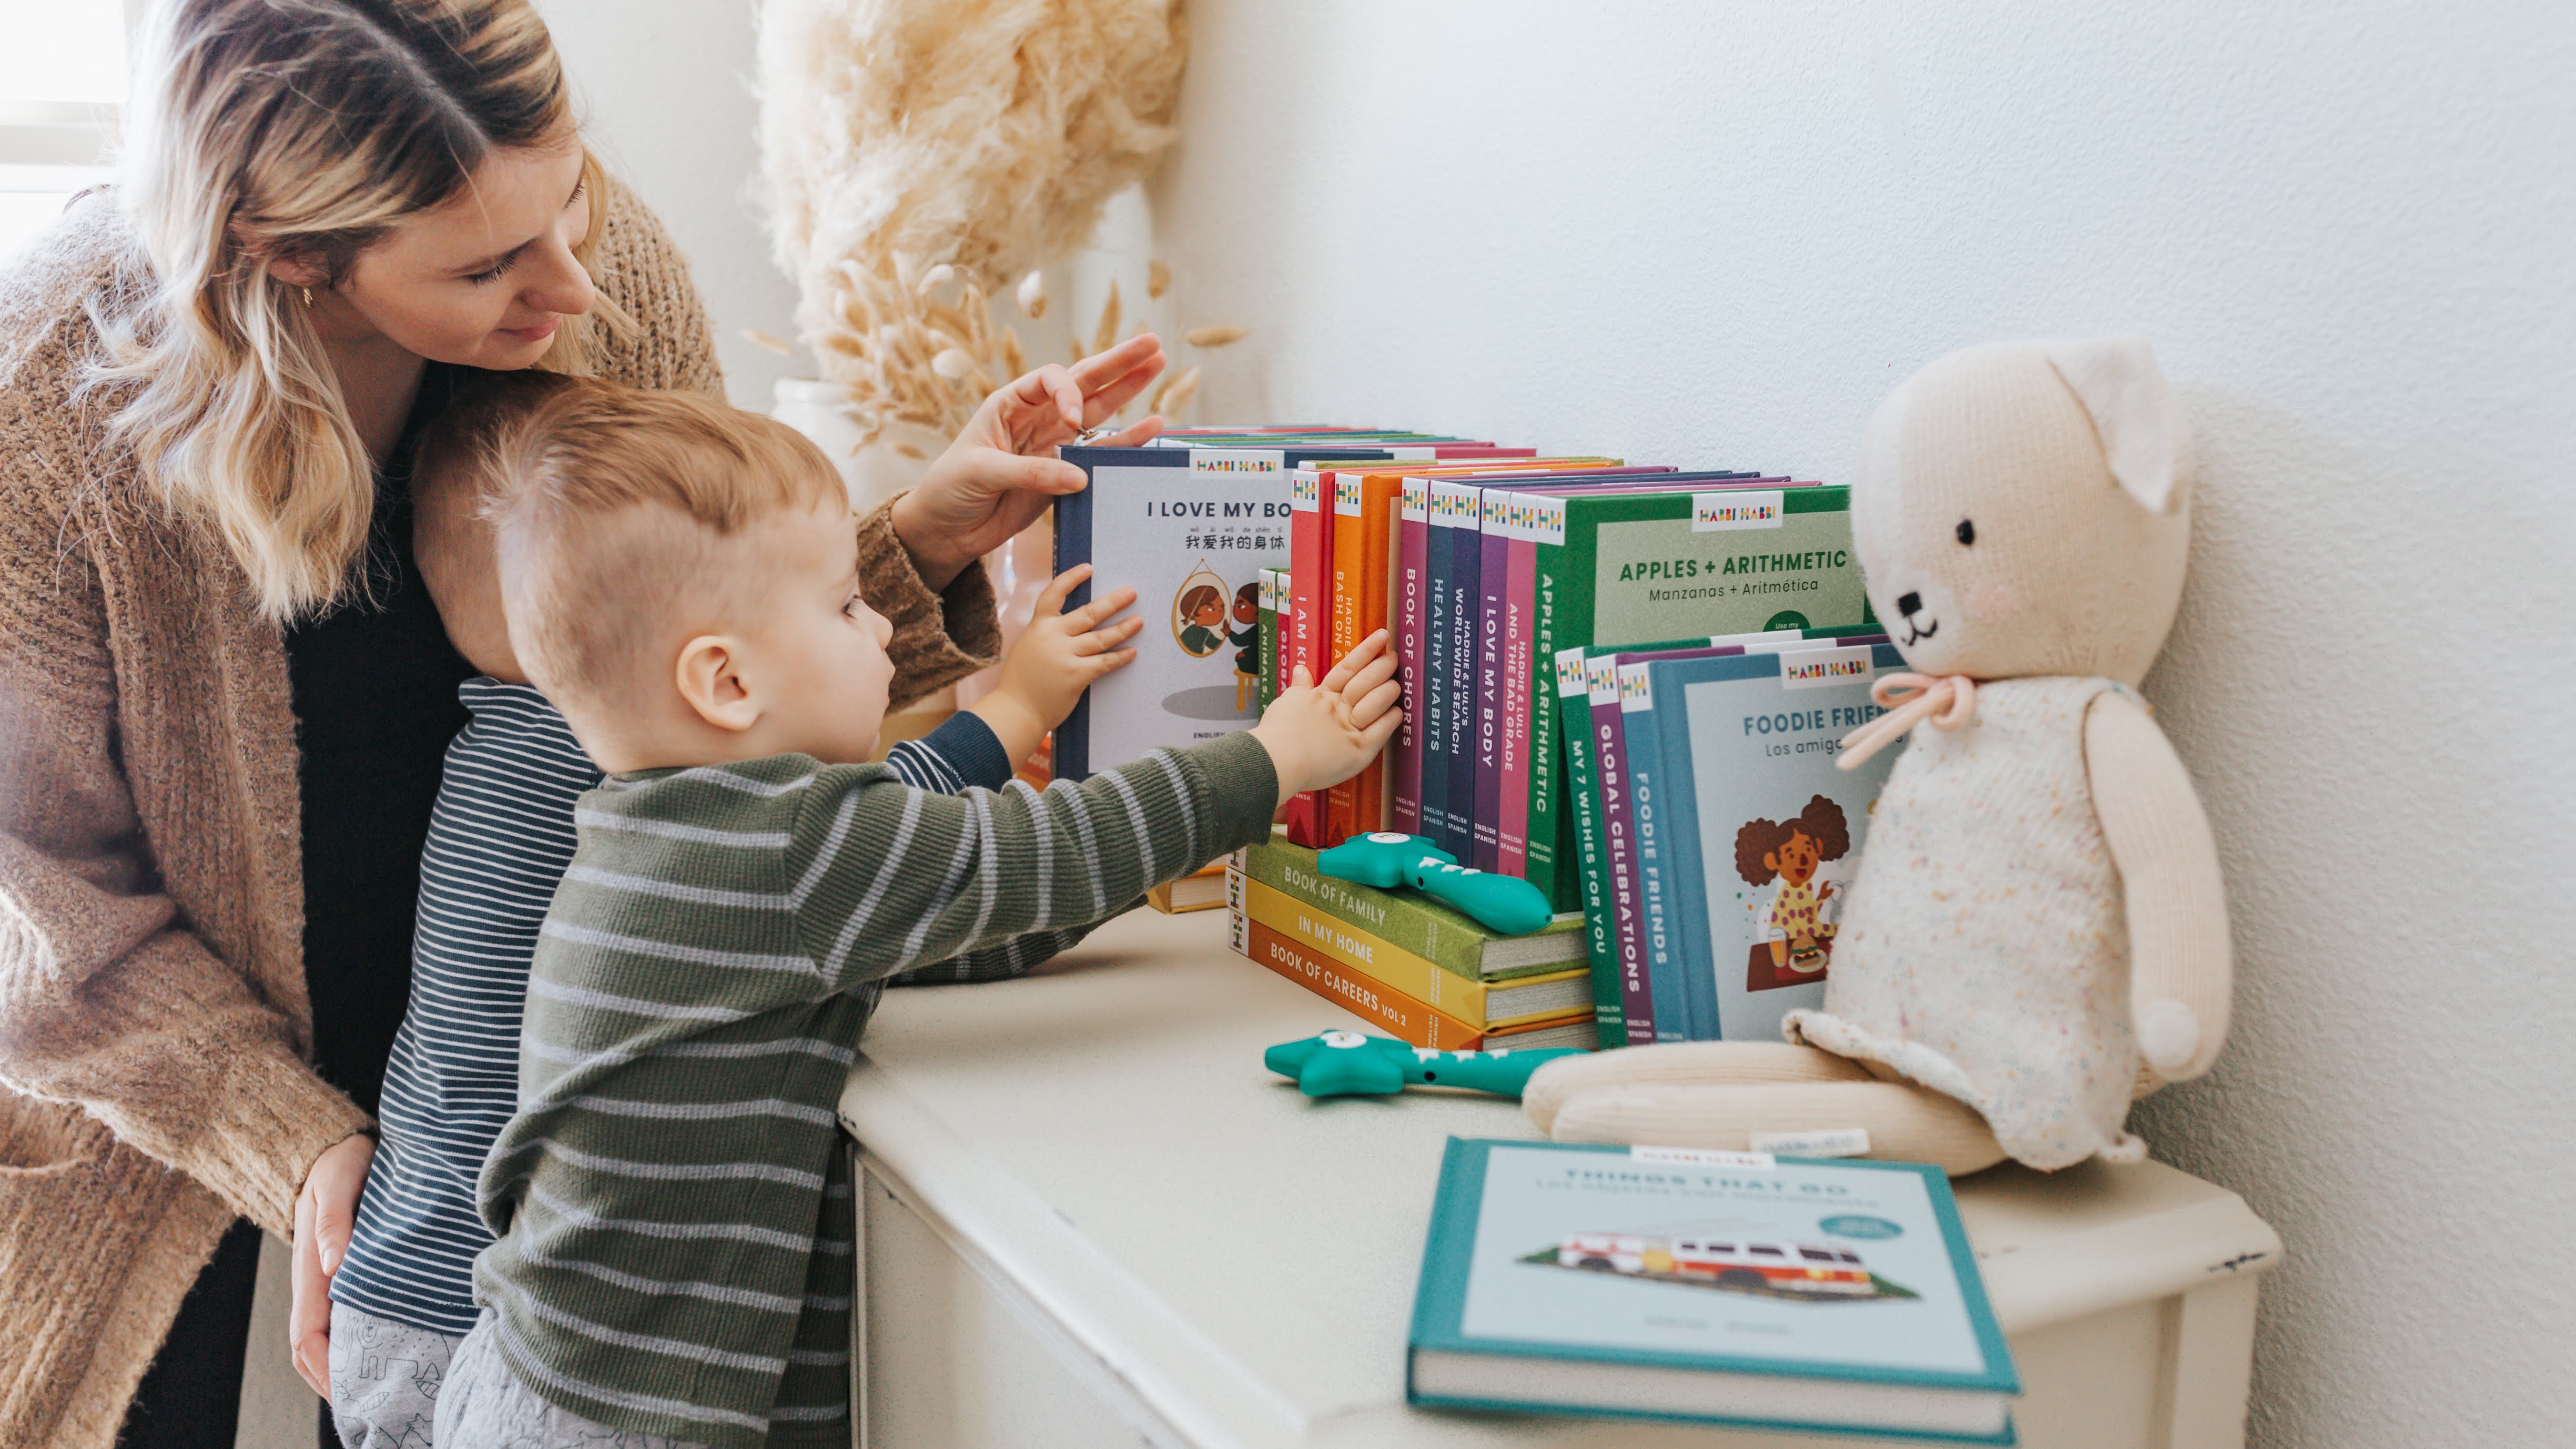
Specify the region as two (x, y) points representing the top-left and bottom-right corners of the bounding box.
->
(1691, 490), (1787, 531)
(1779, 647), (1875, 691)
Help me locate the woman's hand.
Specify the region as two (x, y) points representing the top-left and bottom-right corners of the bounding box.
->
(893, 333), (1169, 590)
(289, 1133), (376, 1398)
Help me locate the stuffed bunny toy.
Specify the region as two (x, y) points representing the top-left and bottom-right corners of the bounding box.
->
(1523, 336), (2231, 1175)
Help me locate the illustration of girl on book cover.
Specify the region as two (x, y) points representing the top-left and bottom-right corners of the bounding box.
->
(1736, 796), (1851, 986)
(1175, 571), (1228, 657)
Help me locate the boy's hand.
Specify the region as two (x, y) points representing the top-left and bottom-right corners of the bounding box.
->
(1250, 630), (1404, 807)
(969, 564), (1143, 764)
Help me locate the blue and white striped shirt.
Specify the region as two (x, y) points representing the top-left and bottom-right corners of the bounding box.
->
(332, 678), (1011, 1335)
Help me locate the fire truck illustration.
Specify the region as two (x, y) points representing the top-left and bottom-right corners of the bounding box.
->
(1547, 1231), (1878, 1296)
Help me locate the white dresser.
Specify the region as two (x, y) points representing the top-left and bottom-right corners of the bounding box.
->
(838, 907), (2280, 1449)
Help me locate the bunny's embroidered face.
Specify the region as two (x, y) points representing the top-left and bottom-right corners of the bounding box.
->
(1850, 337), (2195, 687)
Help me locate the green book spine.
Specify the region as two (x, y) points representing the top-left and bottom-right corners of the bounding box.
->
(1554, 646), (1622, 1048)
(1240, 839), (1584, 983)
(1256, 569), (1281, 711)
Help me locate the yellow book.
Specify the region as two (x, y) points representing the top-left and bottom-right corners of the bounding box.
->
(1233, 876), (1590, 1029)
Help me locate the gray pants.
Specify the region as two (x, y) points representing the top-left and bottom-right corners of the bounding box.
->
(328, 1302), (462, 1448)
(434, 1310), (707, 1448)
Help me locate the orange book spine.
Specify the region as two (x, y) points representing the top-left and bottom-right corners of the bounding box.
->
(1324, 472), (1365, 844)
(1228, 909), (1489, 1050)
(1352, 474), (1398, 832)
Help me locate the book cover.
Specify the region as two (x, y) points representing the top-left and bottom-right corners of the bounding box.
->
(1407, 1139), (2017, 1441)
(1238, 837), (1585, 981)
(1057, 444), (1392, 782)
(1235, 877), (1593, 1028)
(1515, 477), (1784, 910)
(1648, 643), (1906, 1043)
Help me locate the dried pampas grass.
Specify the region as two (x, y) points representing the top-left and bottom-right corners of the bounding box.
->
(758, 0), (1189, 440)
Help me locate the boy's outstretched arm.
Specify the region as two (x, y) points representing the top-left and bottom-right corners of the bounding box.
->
(789, 632), (1404, 991)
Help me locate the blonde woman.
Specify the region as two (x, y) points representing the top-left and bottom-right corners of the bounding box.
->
(0, 3), (1164, 1445)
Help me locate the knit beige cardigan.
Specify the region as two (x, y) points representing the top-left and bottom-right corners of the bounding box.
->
(0, 182), (999, 1446)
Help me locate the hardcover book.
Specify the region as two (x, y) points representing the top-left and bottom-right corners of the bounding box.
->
(1238, 836), (1585, 981)
(1234, 878), (1594, 1029)
(1644, 642), (1906, 1042)
(1057, 444), (1397, 781)
(1230, 906), (1598, 1052)
(1408, 1139), (2017, 1441)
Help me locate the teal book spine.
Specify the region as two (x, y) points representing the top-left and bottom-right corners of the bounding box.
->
(1616, 660), (1685, 1042)
(1554, 647), (1621, 1048)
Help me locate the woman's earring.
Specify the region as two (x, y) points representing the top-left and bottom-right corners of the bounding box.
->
(300, 285), (313, 307)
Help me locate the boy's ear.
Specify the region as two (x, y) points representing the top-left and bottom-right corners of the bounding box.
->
(675, 635), (763, 733)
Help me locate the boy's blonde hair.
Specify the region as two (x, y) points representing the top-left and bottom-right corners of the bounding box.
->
(485, 381), (849, 709)
(413, 370), (581, 673)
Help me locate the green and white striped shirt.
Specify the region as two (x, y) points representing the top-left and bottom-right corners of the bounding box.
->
(473, 732), (1277, 1446)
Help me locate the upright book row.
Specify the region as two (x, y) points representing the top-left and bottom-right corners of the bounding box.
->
(1056, 428), (1904, 1050)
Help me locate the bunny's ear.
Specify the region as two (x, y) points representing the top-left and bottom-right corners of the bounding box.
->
(2041, 335), (2191, 515)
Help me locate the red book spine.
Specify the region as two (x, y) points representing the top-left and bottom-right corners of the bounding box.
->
(1228, 907), (1488, 1050)
(1497, 495), (1536, 876)
(1285, 469), (1331, 846)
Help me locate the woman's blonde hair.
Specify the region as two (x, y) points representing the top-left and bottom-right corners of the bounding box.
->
(91, 0), (620, 621)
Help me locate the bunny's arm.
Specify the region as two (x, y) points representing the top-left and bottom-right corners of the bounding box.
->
(2086, 692), (2233, 1081)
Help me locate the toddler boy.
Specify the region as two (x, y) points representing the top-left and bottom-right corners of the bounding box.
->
(326, 370), (1148, 1447)
(435, 380), (1399, 1447)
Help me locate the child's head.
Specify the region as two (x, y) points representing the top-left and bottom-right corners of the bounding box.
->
(1180, 584), (1223, 628)
(414, 369), (582, 682)
(1233, 581), (1259, 625)
(1734, 795), (1851, 887)
(484, 379), (891, 773)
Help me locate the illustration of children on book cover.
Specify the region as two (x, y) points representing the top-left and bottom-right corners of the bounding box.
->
(1734, 795), (1851, 991)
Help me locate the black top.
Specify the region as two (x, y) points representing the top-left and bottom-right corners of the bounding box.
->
(284, 367), (474, 1118)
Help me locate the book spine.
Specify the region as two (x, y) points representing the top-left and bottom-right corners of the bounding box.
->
(1591, 656), (1658, 1045)
(1239, 842), (1584, 982)
(1641, 656), (1718, 1040)
(1325, 473), (1365, 845)
(1392, 478), (1429, 835)
(1228, 905), (1490, 1050)
(1442, 485), (1484, 863)
(1620, 662), (1686, 1043)
(1354, 475), (1396, 834)
(1256, 569), (1280, 713)
(1497, 498), (1536, 878)
(1471, 491), (1510, 872)
(1285, 470), (1331, 846)
(1523, 498), (1584, 914)
(1049, 456), (1097, 779)
(1555, 647), (1622, 1049)
(1236, 877), (1500, 1024)
(1418, 490), (1453, 848)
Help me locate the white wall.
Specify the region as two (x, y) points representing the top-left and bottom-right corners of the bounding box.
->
(544, 2), (2575, 1445)
(537, 0), (804, 409)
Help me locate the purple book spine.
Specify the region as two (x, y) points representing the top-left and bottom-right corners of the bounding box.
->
(1392, 477), (1429, 835)
(1472, 491), (1512, 872)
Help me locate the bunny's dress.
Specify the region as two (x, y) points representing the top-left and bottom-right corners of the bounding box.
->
(1783, 676), (2146, 1170)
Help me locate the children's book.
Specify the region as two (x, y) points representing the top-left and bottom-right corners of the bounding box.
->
(1238, 836), (1585, 980)
(1393, 477), (1433, 835)
(1501, 476), (1777, 907)
(1408, 1139), (2018, 1442)
(1229, 900), (1597, 1052)
(1645, 642), (1905, 1043)
(1058, 444), (1396, 781)
(1255, 568), (1282, 712)
(1234, 878), (1594, 1029)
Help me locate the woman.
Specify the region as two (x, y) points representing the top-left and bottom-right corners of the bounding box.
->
(0, 3), (1162, 1445)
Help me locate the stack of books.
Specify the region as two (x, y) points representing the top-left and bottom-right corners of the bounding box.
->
(1226, 834), (1597, 1051)
(1052, 428), (1908, 1052)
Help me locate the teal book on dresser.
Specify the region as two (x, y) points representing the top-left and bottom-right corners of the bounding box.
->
(1408, 1138), (2019, 1442)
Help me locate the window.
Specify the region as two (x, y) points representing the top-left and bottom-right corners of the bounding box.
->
(0, 0), (129, 259)
(1798, 1248), (1838, 1262)
(1748, 1244), (1784, 1258)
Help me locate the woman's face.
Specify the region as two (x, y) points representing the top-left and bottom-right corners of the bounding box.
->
(294, 139), (595, 370)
